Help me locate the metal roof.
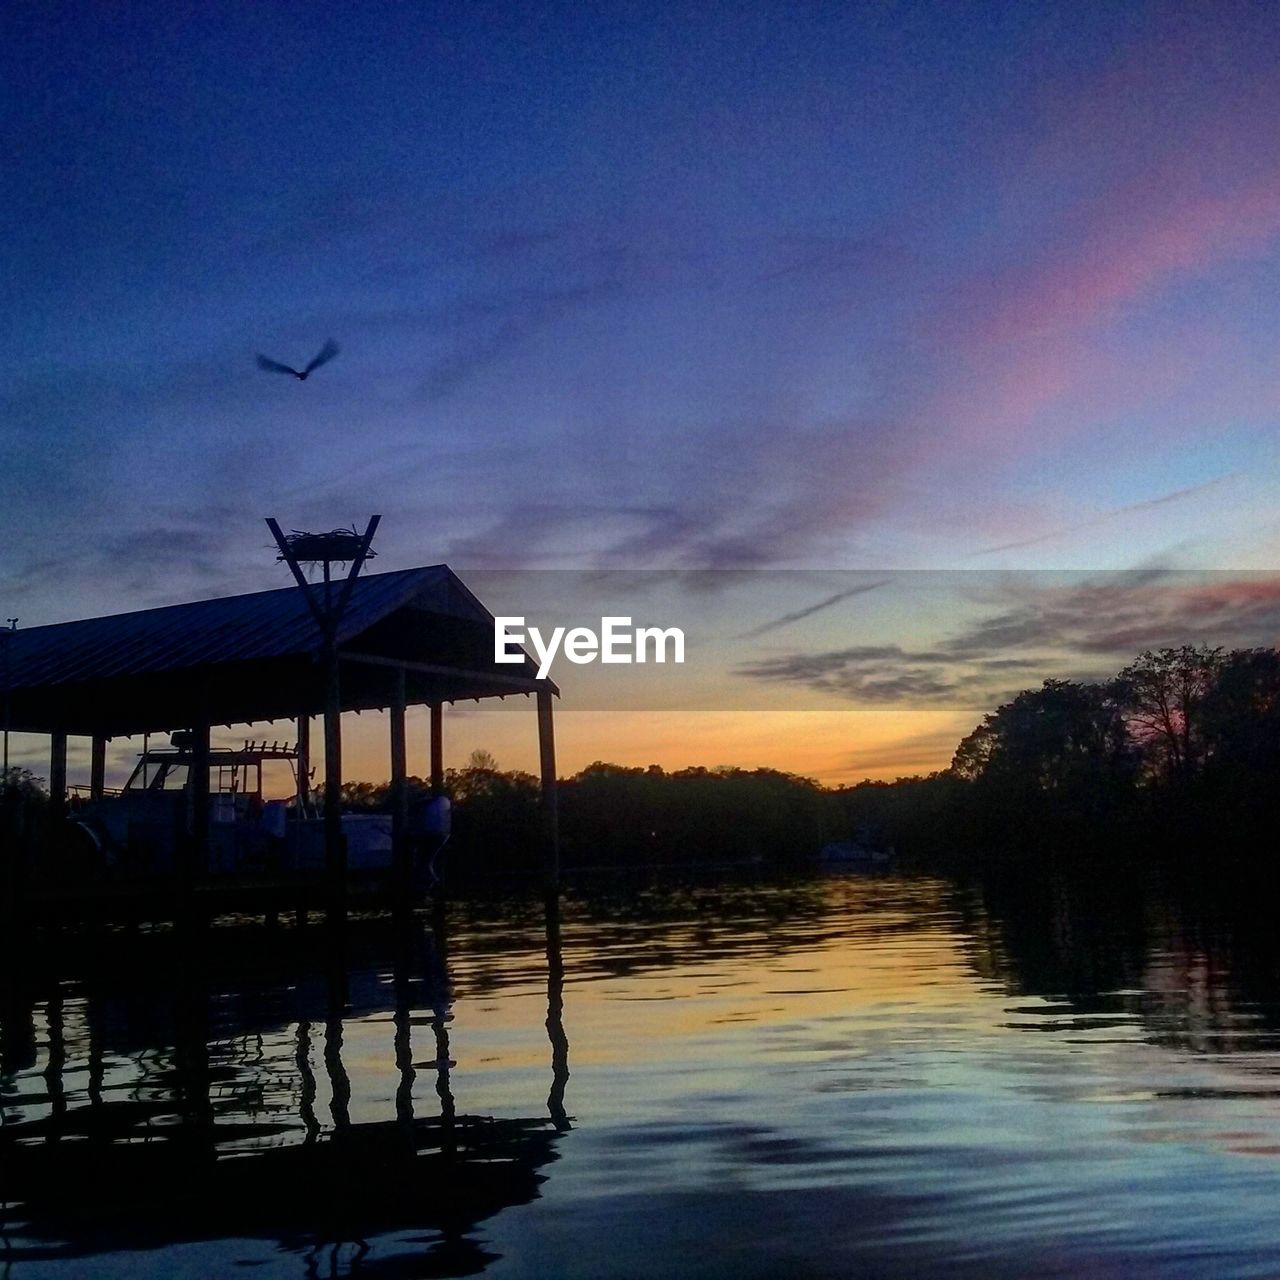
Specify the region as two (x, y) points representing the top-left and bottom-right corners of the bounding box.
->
(5, 566), (466, 688)
(1, 566), (551, 736)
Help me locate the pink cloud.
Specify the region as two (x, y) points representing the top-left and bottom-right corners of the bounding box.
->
(976, 173), (1280, 347)
(918, 165), (1280, 453)
(970, 474), (1236, 557)
(1174, 577), (1280, 617)
(919, 310), (1230, 455)
(912, 20), (1280, 461)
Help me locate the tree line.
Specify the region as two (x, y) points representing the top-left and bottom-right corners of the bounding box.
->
(341, 753), (831, 871)
(953, 646), (1280, 794)
(8, 644), (1278, 870)
(417, 644), (1280, 869)
(842, 645), (1280, 862)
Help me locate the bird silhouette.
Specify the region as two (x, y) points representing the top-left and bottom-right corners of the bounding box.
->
(255, 339), (340, 380)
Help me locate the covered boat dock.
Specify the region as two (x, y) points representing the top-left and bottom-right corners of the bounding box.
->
(0, 564), (559, 920)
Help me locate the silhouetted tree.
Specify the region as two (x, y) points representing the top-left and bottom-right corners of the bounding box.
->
(951, 680), (1133, 799)
(445, 758), (541, 864)
(1111, 646), (1223, 785)
(1, 767), (47, 806)
(1202, 648), (1280, 774)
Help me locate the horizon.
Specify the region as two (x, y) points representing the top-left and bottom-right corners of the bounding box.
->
(7, 563), (1279, 793)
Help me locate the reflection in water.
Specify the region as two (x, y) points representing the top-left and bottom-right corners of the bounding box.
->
(429, 904), (458, 1147)
(324, 964), (351, 1134)
(545, 892), (570, 1131)
(9, 870), (1280, 1275)
(296, 1019), (320, 1143)
(965, 863), (1280, 1056)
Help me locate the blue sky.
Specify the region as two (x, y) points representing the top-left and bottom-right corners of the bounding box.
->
(5, 1), (1280, 782)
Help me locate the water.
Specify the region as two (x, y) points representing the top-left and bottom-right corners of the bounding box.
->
(5, 869), (1280, 1277)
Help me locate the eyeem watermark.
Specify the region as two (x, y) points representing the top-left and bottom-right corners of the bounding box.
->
(495, 616), (686, 679)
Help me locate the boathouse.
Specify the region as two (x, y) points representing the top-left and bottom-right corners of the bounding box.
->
(0, 565), (559, 911)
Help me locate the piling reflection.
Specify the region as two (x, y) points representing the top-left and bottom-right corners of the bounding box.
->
(545, 892), (570, 1131)
(0, 904), (572, 1276)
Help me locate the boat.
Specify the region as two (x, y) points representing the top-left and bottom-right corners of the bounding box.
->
(818, 828), (895, 867)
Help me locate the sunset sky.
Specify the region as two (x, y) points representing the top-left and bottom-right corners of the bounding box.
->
(5, 2), (1280, 787)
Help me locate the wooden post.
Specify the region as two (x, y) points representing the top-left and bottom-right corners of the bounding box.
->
(49, 731), (67, 822)
(322, 637), (345, 918)
(429, 703), (444, 796)
(389, 667), (409, 899)
(89, 735), (107, 802)
(189, 723), (210, 885)
(296, 714), (310, 810)
(264, 515), (379, 924)
(536, 687), (559, 890)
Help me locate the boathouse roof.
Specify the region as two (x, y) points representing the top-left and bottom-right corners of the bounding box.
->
(2, 565), (553, 736)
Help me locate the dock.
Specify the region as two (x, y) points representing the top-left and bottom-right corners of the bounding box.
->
(1, 560), (561, 928)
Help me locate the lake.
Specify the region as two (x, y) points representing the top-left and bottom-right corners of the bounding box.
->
(5, 866), (1280, 1277)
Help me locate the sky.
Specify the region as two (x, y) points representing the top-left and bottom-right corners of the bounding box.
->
(5, 1), (1280, 787)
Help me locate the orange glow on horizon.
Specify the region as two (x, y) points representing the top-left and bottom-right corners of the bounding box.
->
(328, 704), (971, 790)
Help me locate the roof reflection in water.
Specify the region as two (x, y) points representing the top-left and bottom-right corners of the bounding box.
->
(0, 902), (570, 1276)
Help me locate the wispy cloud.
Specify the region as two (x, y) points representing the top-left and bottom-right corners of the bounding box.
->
(943, 571), (1280, 660)
(970, 475), (1236, 557)
(738, 579), (890, 639)
(738, 642), (1045, 706)
(420, 278), (629, 401)
(737, 569), (1280, 707)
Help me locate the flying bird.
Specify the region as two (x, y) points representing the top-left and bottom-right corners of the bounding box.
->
(255, 339), (340, 380)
